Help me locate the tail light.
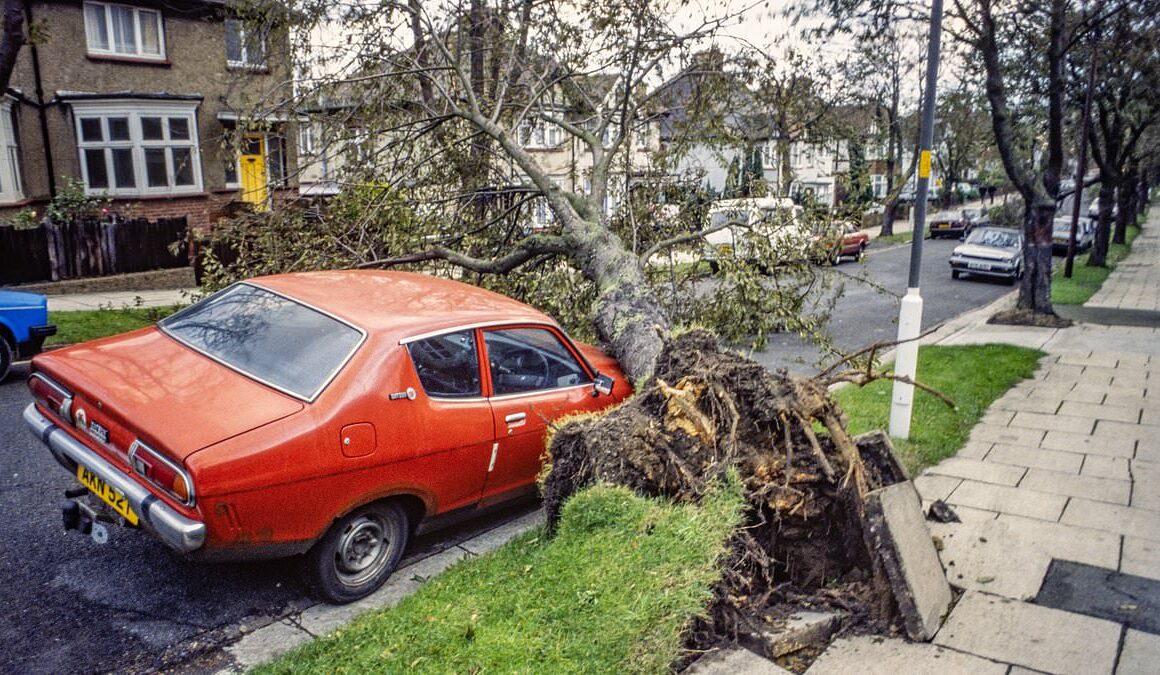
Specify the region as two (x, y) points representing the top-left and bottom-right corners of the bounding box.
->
(129, 440), (195, 507)
(29, 373), (73, 423)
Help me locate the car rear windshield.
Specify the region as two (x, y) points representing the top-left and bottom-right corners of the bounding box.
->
(159, 283), (364, 400)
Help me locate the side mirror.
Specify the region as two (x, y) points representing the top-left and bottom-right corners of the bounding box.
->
(592, 372), (615, 397)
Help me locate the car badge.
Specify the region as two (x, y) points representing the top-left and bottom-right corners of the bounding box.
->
(74, 407), (87, 429)
(88, 421), (110, 444)
(389, 387), (417, 401)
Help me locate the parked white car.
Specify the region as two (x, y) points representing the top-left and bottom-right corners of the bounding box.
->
(702, 197), (808, 270)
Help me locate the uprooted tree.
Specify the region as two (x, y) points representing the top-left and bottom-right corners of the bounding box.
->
(213, 0), (940, 650)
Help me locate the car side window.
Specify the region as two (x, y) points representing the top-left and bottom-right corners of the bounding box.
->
(406, 330), (481, 398)
(485, 327), (590, 396)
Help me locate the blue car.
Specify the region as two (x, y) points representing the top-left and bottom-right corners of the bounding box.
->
(0, 290), (56, 381)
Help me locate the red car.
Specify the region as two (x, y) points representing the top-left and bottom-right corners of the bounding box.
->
(813, 221), (870, 265)
(24, 271), (629, 603)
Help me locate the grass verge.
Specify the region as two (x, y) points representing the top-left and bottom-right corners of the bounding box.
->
(47, 305), (182, 346)
(834, 344), (1043, 475)
(1052, 224), (1140, 305)
(874, 231), (914, 246)
(256, 483), (744, 675)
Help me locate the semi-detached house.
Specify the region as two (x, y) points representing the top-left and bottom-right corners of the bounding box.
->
(2, 0), (298, 229)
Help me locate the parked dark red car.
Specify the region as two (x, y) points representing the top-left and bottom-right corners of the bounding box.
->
(813, 221), (870, 265)
(25, 271), (630, 602)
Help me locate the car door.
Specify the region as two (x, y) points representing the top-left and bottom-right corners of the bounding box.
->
(480, 325), (595, 505)
(402, 329), (494, 513)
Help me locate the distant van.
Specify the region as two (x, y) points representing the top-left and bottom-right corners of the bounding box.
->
(702, 197), (808, 270)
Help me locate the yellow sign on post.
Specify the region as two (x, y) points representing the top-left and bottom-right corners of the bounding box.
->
(919, 150), (932, 179)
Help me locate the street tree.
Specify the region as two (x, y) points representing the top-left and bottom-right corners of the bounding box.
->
(223, 0), (844, 382)
(1081, 0), (1160, 263)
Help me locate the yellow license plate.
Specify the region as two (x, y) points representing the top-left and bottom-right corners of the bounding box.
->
(717, 244), (733, 254)
(76, 463), (139, 526)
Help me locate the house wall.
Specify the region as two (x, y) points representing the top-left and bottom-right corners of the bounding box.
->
(4, 0), (296, 229)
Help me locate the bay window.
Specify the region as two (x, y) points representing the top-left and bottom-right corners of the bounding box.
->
(0, 101), (22, 203)
(84, 2), (165, 60)
(73, 101), (202, 196)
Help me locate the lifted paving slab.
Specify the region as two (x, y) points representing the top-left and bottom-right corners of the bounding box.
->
(806, 634), (1008, 675)
(686, 647), (791, 675)
(934, 591), (1122, 675)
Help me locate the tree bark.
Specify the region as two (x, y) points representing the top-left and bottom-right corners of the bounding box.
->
(0, 0), (25, 94)
(1089, 180), (1115, 267)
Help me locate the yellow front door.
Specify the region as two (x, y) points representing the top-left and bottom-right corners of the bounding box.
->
(239, 135), (268, 210)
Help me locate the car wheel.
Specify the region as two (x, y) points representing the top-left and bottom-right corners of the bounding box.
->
(304, 501), (409, 604)
(829, 250), (841, 266)
(0, 337), (11, 382)
(951, 270), (961, 280)
(707, 260), (720, 274)
(855, 243), (867, 262)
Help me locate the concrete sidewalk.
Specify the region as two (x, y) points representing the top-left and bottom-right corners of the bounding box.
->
(46, 287), (197, 311)
(808, 215), (1160, 673)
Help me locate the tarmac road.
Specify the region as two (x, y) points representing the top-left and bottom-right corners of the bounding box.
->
(750, 235), (1017, 374)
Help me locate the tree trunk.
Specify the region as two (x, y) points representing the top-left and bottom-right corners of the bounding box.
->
(1089, 181), (1116, 267)
(1114, 166), (1136, 244)
(880, 200), (897, 236)
(568, 217), (669, 384)
(1017, 201), (1055, 313)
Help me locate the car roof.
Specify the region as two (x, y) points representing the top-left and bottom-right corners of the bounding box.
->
(250, 270), (556, 343)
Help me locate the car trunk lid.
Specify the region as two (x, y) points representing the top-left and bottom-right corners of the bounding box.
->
(33, 327), (304, 461)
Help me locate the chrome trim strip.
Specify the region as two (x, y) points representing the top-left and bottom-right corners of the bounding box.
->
(157, 281), (368, 403)
(30, 372), (73, 423)
(129, 439), (196, 507)
(489, 382), (593, 402)
(23, 404), (206, 553)
(399, 319), (560, 345)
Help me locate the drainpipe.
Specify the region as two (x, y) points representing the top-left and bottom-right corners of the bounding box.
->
(24, 0), (54, 198)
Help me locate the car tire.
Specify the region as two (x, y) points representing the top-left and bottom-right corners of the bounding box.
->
(0, 337), (11, 382)
(855, 244), (866, 262)
(951, 270), (961, 280)
(303, 501), (409, 604)
(829, 250), (841, 266)
(708, 260), (720, 274)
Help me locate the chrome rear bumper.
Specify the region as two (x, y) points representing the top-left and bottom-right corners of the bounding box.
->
(24, 403), (206, 553)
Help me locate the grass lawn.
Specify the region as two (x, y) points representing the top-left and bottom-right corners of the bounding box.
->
(256, 483), (744, 675)
(1052, 224), (1140, 305)
(834, 344), (1043, 475)
(47, 305), (181, 346)
(874, 231), (915, 246)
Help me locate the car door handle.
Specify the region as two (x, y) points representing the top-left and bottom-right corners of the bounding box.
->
(505, 412), (526, 424)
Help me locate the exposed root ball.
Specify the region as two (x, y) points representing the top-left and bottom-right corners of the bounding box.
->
(542, 330), (899, 647)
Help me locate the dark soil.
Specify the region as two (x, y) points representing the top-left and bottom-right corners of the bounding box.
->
(988, 308), (1073, 328)
(3, 267), (195, 295)
(542, 330), (901, 666)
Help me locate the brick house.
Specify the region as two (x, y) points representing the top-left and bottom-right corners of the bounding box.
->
(1, 0), (298, 229)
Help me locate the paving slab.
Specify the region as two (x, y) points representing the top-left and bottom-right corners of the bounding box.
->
(954, 440), (993, 460)
(1059, 400), (1141, 423)
(1117, 629), (1160, 675)
(1128, 459), (1160, 511)
(865, 481), (952, 641)
(1019, 468), (1132, 505)
(1041, 430), (1136, 458)
(926, 457), (1026, 486)
(986, 443), (1083, 474)
(968, 424), (1045, 448)
(686, 647), (791, 675)
(913, 474), (962, 502)
(1121, 537), (1160, 581)
(742, 611), (842, 659)
(1059, 386), (1109, 403)
(1058, 352), (1121, 368)
(947, 480), (1068, 522)
(806, 634), (1008, 675)
(1081, 455), (1132, 480)
(1009, 411), (1096, 435)
(933, 591), (1121, 675)
(1061, 498), (1160, 541)
(225, 620), (312, 671)
(930, 517), (1053, 600)
(993, 396), (1064, 414)
(995, 513), (1123, 569)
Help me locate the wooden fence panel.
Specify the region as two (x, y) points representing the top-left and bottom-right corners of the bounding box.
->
(0, 216), (188, 284)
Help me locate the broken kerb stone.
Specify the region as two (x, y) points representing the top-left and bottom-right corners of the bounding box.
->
(741, 611), (843, 660)
(865, 481), (953, 641)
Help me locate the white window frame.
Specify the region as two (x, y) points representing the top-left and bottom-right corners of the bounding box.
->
(225, 18), (267, 68)
(83, 2), (166, 61)
(72, 100), (202, 197)
(0, 100), (22, 204)
(519, 119), (562, 150)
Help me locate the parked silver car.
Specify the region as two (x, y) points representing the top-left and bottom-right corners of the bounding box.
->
(949, 227), (1024, 284)
(1052, 217), (1094, 254)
